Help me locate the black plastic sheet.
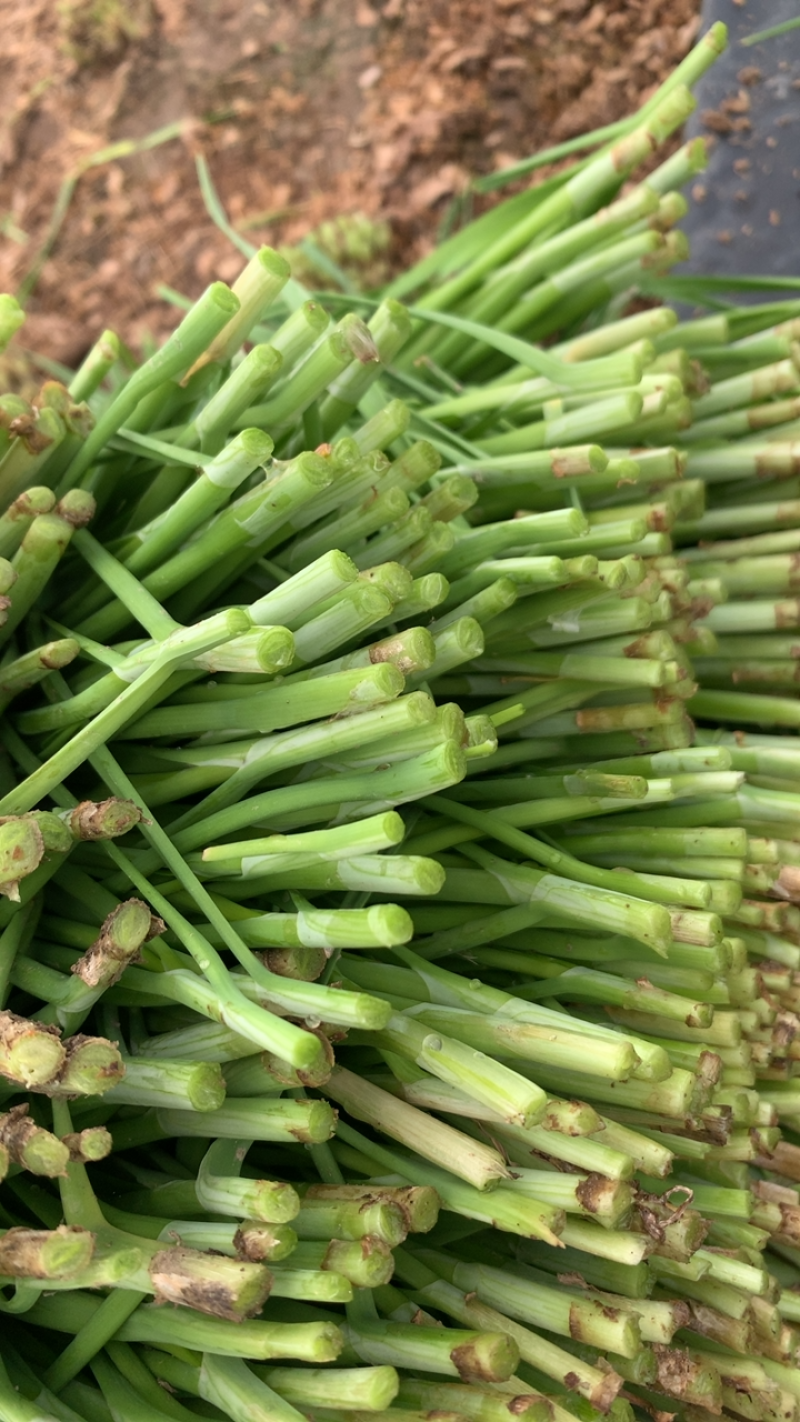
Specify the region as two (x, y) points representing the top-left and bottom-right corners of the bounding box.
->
(681, 0), (800, 289)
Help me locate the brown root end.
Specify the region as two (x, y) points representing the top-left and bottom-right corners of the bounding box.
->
(149, 1247), (272, 1321)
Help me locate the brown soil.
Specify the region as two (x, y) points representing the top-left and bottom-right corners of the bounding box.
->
(0, 0), (699, 368)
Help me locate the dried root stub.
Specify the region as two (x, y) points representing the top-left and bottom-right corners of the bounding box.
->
(24, 810), (72, 855)
(0, 1104), (70, 1176)
(233, 1222), (299, 1263)
(148, 1246), (273, 1322)
(63, 797), (144, 841)
(259, 1030), (336, 1090)
(261, 944), (328, 981)
(60, 1125), (113, 1163)
(0, 1012), (125, 1097)
(47, 1034), (126, 1097)
(0, 815), (44, 899)
(71, 898), (163, 990)
(0, 1010), (64, 1087)
(0, 805), (143, 882)
(0, 1225), (94, 1280)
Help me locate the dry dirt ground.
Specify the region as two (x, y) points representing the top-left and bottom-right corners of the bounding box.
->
(0, 0), (699, 368)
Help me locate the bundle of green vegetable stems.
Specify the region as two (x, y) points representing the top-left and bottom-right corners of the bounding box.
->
(2, 20), (800, 1422)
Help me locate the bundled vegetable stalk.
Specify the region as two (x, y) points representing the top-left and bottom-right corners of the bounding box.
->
(3, 21), (800, 1422)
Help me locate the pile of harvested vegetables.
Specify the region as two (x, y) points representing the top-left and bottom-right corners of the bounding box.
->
(2, 19), (800, 1422)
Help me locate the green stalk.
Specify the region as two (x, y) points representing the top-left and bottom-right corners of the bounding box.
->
(430, 188), (660, 370)
(561, 825), (748, 858)
(66, 328), (120, 400)
(195, 345), (284, 453)
(57, 282), (241, 494)
(392, 1248), (621, 1410)
(477, 391), (646, 456)
(319, 299), (412, 437)
(274, 1238), (395, 1287)
(0, 607), (251, 812)
(437, 507), (588, 580)
(396, 1380), (553, 1422)
(165, 691), (437, 827)
(511, 964), (714, 1025)
(123, 427), (275, 575)
(263, 299), (331, 366)
(159, 1219), (298, 1262)
(438, 844), (673, 955)
(397, 1002), (639, 1081)
(287, 440), (438, 538)
(219, 852), (444, 898)
(29, 1289), (344, 1361)
(0, 407), (66, 506)
(479, 1117), (636, 1183)
(89, 867), (334, 1070)
(196, 1139), (300, 1221)
(0, 395), (31, 468)
(123, 663), (404, 741)
(96, 452), (334, 636)
(190, 246), (290, 370)
(143, 1096), (336, 1144)
(1, 492), (94, 643)
(0, 557), (15, 600)
(429, 794), (718, 913)
(391, 1073), (540, 1127)
(190, 624), (295, 675)
(333, 1124), (564, 1242)
(367, 1010), (548, 1127)
(512, 1232), (650, 1295)
(0, 638), (78, 713)
(88, 1351), (179, 1422)
(103, 1343), (199, 1422)
(275, 625), (434, 682)
(292, 1192), (408, 1248)
(102, 1057), (225, 1111)
(200, 1353), (308, 1422)
(351, 398), (411, 453)
(257, 1364), (400, 1411)
(282, 485), (411, 571)
(692, 359), (800, 420)
(240, 315), (377, 432)
(502, 1168), (632, 1227)
(0, 1354), (79, 1422)
(0, 487), (56, 558)
(0, 294), (24, 351)
(322, 1066), (508, 1190)
(16, 711), (375, 1069)
(516, 1059), (700, 1117)
(343, 1312), (519, 1384)
(419, 1251), (642, 1359)
(0, 1106), (71, 1175)
(61, 1126), (112, 1163)
(362, 947), (668, 1079)
(177, 899), (415, 953)
(43, 1289), (148, 1393)
(248, 549), (358, 625)
(41, 1033), (123, 1096)
(404, 85), (695, 321)
(685, 440), (800, 484)
(692, 685), (800, 727)
(0, 817), (47, 902)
